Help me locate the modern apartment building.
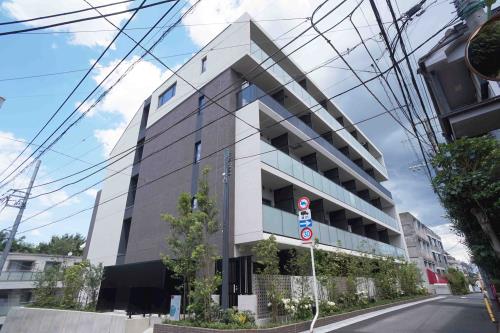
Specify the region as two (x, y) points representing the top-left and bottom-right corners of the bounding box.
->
(399, 212), (449, 292)
(418, 1), (500, 141)
(85, 14), (408, 314)
(0, 253), (81, 328)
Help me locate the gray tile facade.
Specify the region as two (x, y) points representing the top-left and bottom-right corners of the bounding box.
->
(124, 69), (241, 264)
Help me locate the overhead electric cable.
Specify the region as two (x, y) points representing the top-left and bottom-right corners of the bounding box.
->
(0, 0), (184, 189)
(0, 0), (177, 36)
(0, 0), (136, 26)
(368, 0), (434, 180)
(0, 0), (154, 185)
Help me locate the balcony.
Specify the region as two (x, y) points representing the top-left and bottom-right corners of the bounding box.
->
(238, 84), (392, 199)
(249, 41), (387, 178)
(263, 205), (405, 258)
(260, 140), (399, 231)
(0, 271), (41, 281)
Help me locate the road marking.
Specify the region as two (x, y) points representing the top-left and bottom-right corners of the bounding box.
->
(302, 296), (446, 332)
(483, 296), (497, 323)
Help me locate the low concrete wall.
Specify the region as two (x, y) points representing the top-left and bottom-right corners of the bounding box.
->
(2, 307), (153, 333)
(154, 296), (434, 333)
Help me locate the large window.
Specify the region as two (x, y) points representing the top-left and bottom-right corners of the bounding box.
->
(194, 141), (202, 163)
(7, 260), (34, 271)
(158, 83), (176, 107)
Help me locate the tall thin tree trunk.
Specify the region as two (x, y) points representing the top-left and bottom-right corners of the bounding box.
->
(471, 208), (500, 258)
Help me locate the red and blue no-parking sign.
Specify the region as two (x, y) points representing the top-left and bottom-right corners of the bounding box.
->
(297, 196), (310, 211)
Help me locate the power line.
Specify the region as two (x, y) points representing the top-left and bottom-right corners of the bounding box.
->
(386, 0), (439, 152)
(311, 0), (421, 143)
(15, 104), (408, 235)
(0, 0), (185, 189)
(0, 0), (136, 26)
(0, 0), (177, 37)
(10, 15), (458, 235)
(0, 0), (155, 186)
(0, 0), (349, 190)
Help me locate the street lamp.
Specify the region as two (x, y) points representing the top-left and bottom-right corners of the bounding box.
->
(0, 96), (5, 109)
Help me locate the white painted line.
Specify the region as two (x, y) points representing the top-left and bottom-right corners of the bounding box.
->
(304, 296), (446, 333)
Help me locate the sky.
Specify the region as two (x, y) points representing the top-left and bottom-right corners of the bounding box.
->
(0, 0), (472, 262)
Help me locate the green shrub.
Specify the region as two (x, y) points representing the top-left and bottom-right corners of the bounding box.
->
(446, 268), (469, 295)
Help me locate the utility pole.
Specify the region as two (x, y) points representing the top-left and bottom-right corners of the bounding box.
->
(221, 149), (231, 309)
(0, 159), (41, 272)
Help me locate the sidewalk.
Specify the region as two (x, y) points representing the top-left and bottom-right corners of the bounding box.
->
(302, 296), (445, 333)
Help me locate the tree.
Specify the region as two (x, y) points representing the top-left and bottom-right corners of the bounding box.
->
(446, 268), (469, 295)
(162, 167), (220, 321)
(0, 231), (37, 253)
(32, 266), (62, 308)
(431, 136), (500, 274)
(252, 235), (281, 322)
(37, 233), (86, 256)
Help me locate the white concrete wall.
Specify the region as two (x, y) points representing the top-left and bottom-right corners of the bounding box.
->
(148, 15), (252, 129)
(86, 106), (144, 267)
(2, 307), (153, 333)
(234, 101), (263, 245)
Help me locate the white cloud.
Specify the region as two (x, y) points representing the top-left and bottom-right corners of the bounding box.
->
(83, 56), (174, 156)
(431, 224), (471, 263)
(1, 0), (132, 48)
(94, 122), (128, 156)
(84, 188), (98, 199)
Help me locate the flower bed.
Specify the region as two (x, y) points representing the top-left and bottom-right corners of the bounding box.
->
(154, 295), (433, 332)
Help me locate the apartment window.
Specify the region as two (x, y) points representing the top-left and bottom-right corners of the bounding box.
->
(201, 56), (207, 73)
(19, 291), (32, 304)
(158, 83), (176, 107)
(191, 197), (198, 210)
(194, 141), (202, 163)
(44, 261), (61, 272)
(198, 95), (206, 113)
(7, 260), (33, 271)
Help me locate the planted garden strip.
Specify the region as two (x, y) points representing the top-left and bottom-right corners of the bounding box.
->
(153, 295), (433, 332)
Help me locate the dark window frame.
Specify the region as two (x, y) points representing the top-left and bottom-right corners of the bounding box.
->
(158, 82), (177, 107)
(201, 56), (207, 73)
(194, 141), (202, 163)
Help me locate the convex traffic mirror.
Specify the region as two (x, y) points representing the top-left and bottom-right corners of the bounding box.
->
(465, 13), (500, 81)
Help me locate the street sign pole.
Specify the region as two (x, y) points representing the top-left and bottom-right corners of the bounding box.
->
(296, 196), (319, 332)
(309, 244), (319, 333)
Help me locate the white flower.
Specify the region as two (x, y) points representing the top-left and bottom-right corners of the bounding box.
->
(267, 302), (272, 307)
(327, 301), (336, 306)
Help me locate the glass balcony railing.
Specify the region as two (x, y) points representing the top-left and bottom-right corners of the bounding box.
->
(249, 41), (387, 178)
(262, 205), (406, 258)
(237, 84), (392, 198)
(0, 271), (41, 281)
(260, 140), (399, 230)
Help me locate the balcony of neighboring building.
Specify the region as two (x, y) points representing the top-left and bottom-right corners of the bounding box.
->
(236, 84), (392, 200)
(418, 22), (500, 140)
(232, 41), (388, 180)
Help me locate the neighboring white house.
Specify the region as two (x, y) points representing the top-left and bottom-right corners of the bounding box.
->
(0, 253), (81, 328)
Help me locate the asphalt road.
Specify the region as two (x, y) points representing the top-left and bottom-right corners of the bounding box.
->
(332, 293), (497, 333)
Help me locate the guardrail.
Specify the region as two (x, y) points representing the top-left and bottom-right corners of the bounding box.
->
(0, 271), (41, 281)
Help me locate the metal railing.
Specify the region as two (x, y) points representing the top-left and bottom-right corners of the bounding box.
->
(260, 140), (399, 230)
(249, 41), (387, 178)
(0, 270), (41, 281)
(262, 205), (406, 258)
(237, 84), (392, 199)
